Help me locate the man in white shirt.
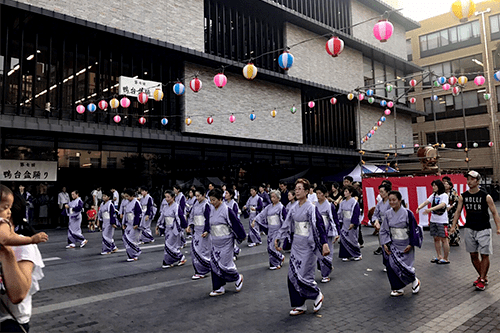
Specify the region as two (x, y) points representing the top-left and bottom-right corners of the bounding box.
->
(57, 187), (70, 228)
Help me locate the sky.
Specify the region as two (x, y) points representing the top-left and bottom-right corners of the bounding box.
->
(399, 0), (484, 22)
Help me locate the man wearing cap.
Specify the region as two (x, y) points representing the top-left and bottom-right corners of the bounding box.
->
(450, 171), (500, 291)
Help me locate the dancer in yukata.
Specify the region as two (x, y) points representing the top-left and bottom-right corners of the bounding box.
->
(186, 188), (197, 240)
(338, 185), (362, 262)
(315, 185), (340, 283)
(121, 189), (142, 262)
(98, 190), (118, 255)
(258, 184), (272, 208)
(275, 178), (330, 316)
(225, 189), (242, 260)
(372, 183), (392, 256)
(174, 185), (187, 248)
(64, 190), (88, 249)
(252, 190), (286, 270)
(208, 188), (246, 297)
(139, 187), (156, 244)
(282, 190), (296, 251)
(380, 190), (423, 297)
(186, 187), (211, 279)
(242, 186), (263, 247)
(158, 190), (188, 268)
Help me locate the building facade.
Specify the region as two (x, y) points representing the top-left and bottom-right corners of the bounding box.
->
(0, 0), (420, 199)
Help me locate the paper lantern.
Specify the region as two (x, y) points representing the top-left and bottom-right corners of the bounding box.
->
(173, 82), (185, 96)
(365, 136), (369, 141)
(368, 133), (372, 138)
(361, 139), (365, 144)
(495, 71), (500, 82)
(229, 114), (236, 123)
(138, 92), (149, 104)
(113, 115), (121, 123)
(414, 144), (420, 148)
(120, 97), (131, 108)
(489, 141), (494, 147)
(387, 101), (394, 108)
(409, 79), (417, 87)
(484, 93), (491, 101)
(325, 36), (344, 57)
(377, 121), (382, 126)
(330, 97), (337, 105)
(366, 89), (374, 96)
(161, 118), (168, 126)
(358, 93), (365, 101)
(154, 89), (164, 101)
(402, 144), (406, 148)
(384, 109), (391, 115)
(290, 106), (297, 114)
(409, 97), (416, 104)
(452, 86), (461, 96)
(207, 116), (214, 125)
(448, 76), (458, 85)
(456, 142), (462, 148)
(433, 81), (441, 88)
(385, 84), (393, 93)
(473, 142), (478, 148)
(249, 113), (256, 121)
(474, 75), (485, 86)
(370, 129), (375, 135)
(214, 73), (227, 88)
(368, 97), (375, 104)
(76, 105), (85, 114)
(451, 0), (475, 22)
(138, 117), (146, 125)
(270, 109), (277, 118)
(98, 100), (108, 111)
(110, 98), (120, 109)
(373, 19), (394, 42)
(458, 76), (468, 85)
(308, 101), (315, 108)
(278, 51), (294, 70)
(374, 126), (378, 131)
(185, 117), (192, 126)
(389, 144), (393, 148)
(442, 83), (451, 91)
(190, 77), (202, 92)
(441, 143), (446, 148)
(381, 116), (386, 122)
(431, 95), (438, 101)
(347, 93), (354, 100)
(87, 103), (97, 113)
(380, 100), (387, 107)
(243, 63), (257, 80)
(437, 76), (447, 85)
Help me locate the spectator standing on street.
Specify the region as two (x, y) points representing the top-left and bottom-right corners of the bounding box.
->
(450, 171), (500, 291)
(98, 190), (118, 255)
(57, 187), (70, 229)
(86, 205), (97, 232)
(279, 182), (289, 207)
(328, 182), (342, 209)
(443, 179), (459, 246)
(35, 185), (50, 225)
(64, 190), (88, 249)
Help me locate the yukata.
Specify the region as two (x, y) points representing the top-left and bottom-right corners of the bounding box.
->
(254, 202), (287, 268)
(175, 192), (187, 247)
(98, 200), (118, 254)
(188, 199), (211, 276)
(139, 194), (156, 243)
(118, 199), (130, 229)
(209, 203), (247, 291)
(243, 195), (263, 244)
(226, 199), (242, 257)
(316, 200), (340, 278)
(158, 198), (168, 236)
(65, 197), (86, 245)
(380, 207), (423, 291)
(276, 201), (328, 307)
(186, 196), (196, 217)
(122, 198), (143, 260)
(283, 201), (297, 251)
(372, 198), (392, 259)
(338, 198), (362, 259)
(158, 202), (187, 265)
(259, 191), (272, 208)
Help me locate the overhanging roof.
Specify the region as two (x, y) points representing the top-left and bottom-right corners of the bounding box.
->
(356, 0), (421, 31)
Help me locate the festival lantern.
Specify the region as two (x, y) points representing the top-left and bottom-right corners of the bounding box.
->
(409, 79), (417, 87)
(76, 105), (85, 114)
(229, 114), (236, 123)
(308, 101), (315, 108)
(161, 118), (168, 126)
(374, 126), (378, 131)
(368, 133), (372, 138)
(448, 76), (458, 85)
(120, 97), (131, 108)
(154, 89), (164, 101)
(361, 139), (365, 144)
(442, 83), (451, 91)
(358, 93), (365, 101)
(474, 75), (485, 86)
(270, 109), (277, 118)
(98, 100), (108, 111)
(207, 116), (214, 125)
(451, 0), (475, 22)
(381, 116), (386, 122)
(402, 144), (406, 148)
(431, 95), (439, 101)
(213, 73), (227, 88)
(243, 63), (257, 80)
(437, 76), (447, 85)
(113, 115), (121, 123)
(473, 142), (479, 148)
(385, 84), (393, 93)
(365, 136), (369, 141)
(484, 93), (491, 101)
(290, 105), (297, 114)
(458, 76), (468, 85)
(414, 144), (420, 148)
(373, 19), (394, 42)
(278, 51), (294, 70)
(347, 93), (354, 100)
(495, 71), (500, 82)
(366, 89), (374, 96)
(173, 82), (185, 95)
(489, 141), (494, 147)
(380, 100), (387, 107)
(377, 120), (382, 126)
(138, 92), (149, 104)
(433, 81), (441, 88)
(387, 101), (394, 108)
(384, 109), (391, 115)
(452, 86), (461, 96)
(457, 142), (463, 148)
(368, 97), (375, 104)
(409, 97), (416, 104)
(185, 117), (192, 126)
(249, 113), (256, 121)
(325, 36), (344, 57)
(87, 103), (97, 113)
(370, 129), (375, 135)
(441, 143), (446, 148)
(330, 97), (337, 105)
(190, 77), (202, 92)
(138, 117), (146, 125)
(110, 98), (120, 109)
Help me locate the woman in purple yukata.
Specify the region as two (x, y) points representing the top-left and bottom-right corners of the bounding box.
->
(372, 183), (392, 256)
(242, 186), (263, 247)
(158, 190), (188, 268)
(315, 185), (340, 283)
(122, 189), (143, 262)
(252, 190), (286, 270)
(186, 189), (196, 217)
(139, 187), (156, 244)
(64, 190), (88, 249)
(208, 188), (246, 297)
(225, 189), (241, 260)
(258, 185), (272, 208)
(186, 188), (211, 279)
(338, 185), (362, 261)
(275, 178), (330, 316)
(380, 191), (422, 297)
(98, 190), (118, 255)
(174, 185), (187, 248)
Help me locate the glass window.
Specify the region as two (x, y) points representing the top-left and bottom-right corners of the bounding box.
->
(419, 35), (427, 52)
(449, 27), (458, 43)
(472, 21), (480, 38)
(442, 62), (452, 77)
(406, 39), (412, 61)
(458, 23), (472, 42)
(462, 91), (479, 109)
(430, 63), (443, 77)
(427, 32), (439, 49)
(386, 66), (396, 100)
(440, 30), (449, 46)
(363, 57), (373, 86)
(492, 15), (500, 34)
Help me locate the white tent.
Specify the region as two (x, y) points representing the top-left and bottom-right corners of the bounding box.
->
(347, 164), (396, 182)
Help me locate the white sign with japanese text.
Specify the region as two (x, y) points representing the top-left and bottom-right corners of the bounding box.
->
(0, 160), (57, 182)
(118, 76), (162, 98)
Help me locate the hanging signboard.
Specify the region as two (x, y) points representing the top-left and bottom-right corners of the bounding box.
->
(0, 160), (57, 182)
(118, 76), (162, 98)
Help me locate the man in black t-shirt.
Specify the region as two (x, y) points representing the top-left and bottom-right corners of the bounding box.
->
(451, 171), (500, 291)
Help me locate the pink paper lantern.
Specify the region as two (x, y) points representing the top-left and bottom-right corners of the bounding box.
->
(387, 101), (394, 108)
(190, 77), (202, 92)
(457, 143), (462, 148)
(409, 97), (416, 104)
(448, 76), (458, 85)
(442, 83), (451, 91)
(138, 116), (146, 125)
(325, 36), (344, 57)
(76, 104), (85, 114)
(113, 115), (121, 123)
(138, 92), (149, 104)
(98, 100), (108, 111)
(370, 129), (375, 135)
(373, 19), (394, 43)
(489, 141), (494, 147)
(474, 75), (485, 86)
(384, 109), (391, 115)
(308, 101), (315, 108)
(358, 93), (365, 101)
(409, 79), (417, 87)
(207, 116), (214, 125)
(229, 114), (236, 123)
(330, 97), (337, 105)
(120, 97), (131, 108)
(213, 73), (227, 88)
(414, 144), (420, 148)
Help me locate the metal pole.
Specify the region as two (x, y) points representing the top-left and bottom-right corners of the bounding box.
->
(430, 73), (438, 144)
(460, 87), (470, 170)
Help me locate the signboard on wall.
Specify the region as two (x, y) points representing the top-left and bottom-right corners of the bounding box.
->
(118, 76), (162, 98)
(0, 160), (57, 182)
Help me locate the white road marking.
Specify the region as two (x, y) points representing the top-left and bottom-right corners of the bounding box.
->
(42, 257), (61, 262)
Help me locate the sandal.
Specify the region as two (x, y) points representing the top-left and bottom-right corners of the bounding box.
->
(430, 258), (439, 263)
(436, 259), (450, 265)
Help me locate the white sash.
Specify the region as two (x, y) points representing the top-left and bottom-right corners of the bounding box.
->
(164, 216), (174, 226)
(391, 227), (409, 240)
(142, 205), (147, 213)
(267, 215), (280, 226)
(211, 224), (231, 237)
(294, 221), (310, 237)
(126, 212), (134, 222)
(193, 215), (205, 226)
(102, 212), (110, 220)
(343, 211), (352, 219)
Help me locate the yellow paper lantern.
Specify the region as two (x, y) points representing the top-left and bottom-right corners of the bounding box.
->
(185, 117), (192, 126)
(270, 109), (277, 118)
(451, 0), (475, 22)
(347, 93), (354, 100)
(110, 98), (119, 109)
(458, 75), (468, 85)
(243, 63), (257, 80)
(153, 89), (164, 101)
